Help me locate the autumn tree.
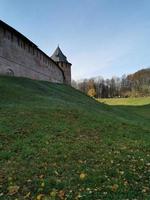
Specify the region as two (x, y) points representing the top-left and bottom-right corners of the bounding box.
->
(87, 79), (96, 97)
(87, 88), (96, 97)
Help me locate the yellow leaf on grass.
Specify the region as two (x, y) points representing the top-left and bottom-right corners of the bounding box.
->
(79, 173), (86, 180)
(36, 194), (44, 200)
(54, 170), (59, 176)
(39, 174), (44, 179)
(8, 185), (19, 195)
(58, 190), (65, 199)
(50, 189), (57, 197)
(111, 184), (119, 192)
(41, 182), (45, 187)
(24, 192), (31, 198)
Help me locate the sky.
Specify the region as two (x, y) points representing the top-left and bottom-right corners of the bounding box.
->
(0, 0), (150, 80)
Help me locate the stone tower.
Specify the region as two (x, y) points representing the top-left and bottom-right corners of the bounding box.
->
(51, 46), (72, 85)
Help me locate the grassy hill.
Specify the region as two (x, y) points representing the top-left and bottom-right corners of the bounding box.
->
(0, 76), (150, 200)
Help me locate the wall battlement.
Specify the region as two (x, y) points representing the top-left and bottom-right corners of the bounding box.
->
(0, 20), (71, 84)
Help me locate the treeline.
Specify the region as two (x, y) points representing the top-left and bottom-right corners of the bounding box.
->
(72, 68), (150, 98)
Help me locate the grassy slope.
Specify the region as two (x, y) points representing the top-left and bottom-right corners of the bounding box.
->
(0, 76), (150, 200)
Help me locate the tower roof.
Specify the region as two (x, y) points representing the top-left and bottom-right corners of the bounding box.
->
(51, 46), (69, 63)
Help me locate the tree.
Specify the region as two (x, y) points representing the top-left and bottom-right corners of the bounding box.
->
(87, 79), (96, 97)
(87, 88), (96, 97)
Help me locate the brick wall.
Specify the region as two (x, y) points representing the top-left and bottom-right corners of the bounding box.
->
(0, 25), (64, 83)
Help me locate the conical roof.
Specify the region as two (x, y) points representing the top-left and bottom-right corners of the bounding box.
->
(51, 46), (68, 63)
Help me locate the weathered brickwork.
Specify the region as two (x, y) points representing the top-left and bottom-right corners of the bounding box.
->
(0, 21), (70, 84)
(57, 62), (71, 85)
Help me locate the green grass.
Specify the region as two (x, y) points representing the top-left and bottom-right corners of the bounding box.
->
(0, 76), (150, 200)
(98, 97), (150, 106)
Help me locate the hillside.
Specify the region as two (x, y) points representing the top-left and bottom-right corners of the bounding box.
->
(0, 76), (150, 200)
(127, 68), (150, 81)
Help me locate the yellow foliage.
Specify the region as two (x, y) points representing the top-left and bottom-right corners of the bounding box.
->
(87, 88), (96, 97)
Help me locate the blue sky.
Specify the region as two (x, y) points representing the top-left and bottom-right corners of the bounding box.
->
(0, 0), (150, 80)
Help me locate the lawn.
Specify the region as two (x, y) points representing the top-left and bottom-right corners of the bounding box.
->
(0, 76), (150, 200)
(98, 97), (150, 106)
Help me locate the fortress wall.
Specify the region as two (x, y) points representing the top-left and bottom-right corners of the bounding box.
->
(0, 24), (64, 83)
(58, 62), (71, 85)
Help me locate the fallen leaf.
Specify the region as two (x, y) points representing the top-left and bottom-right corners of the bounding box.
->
(41, 182), (45, 187)
(50, 190), (57, 198)
(79, 173), (86, 180)
(111, 184), (118, 192)
(36, 194), (44, 200)
(58, 190), (65, 199)
(8, 185), (19, 195)
(24, 192), (31, 198)
(39, 175), (44, 179)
